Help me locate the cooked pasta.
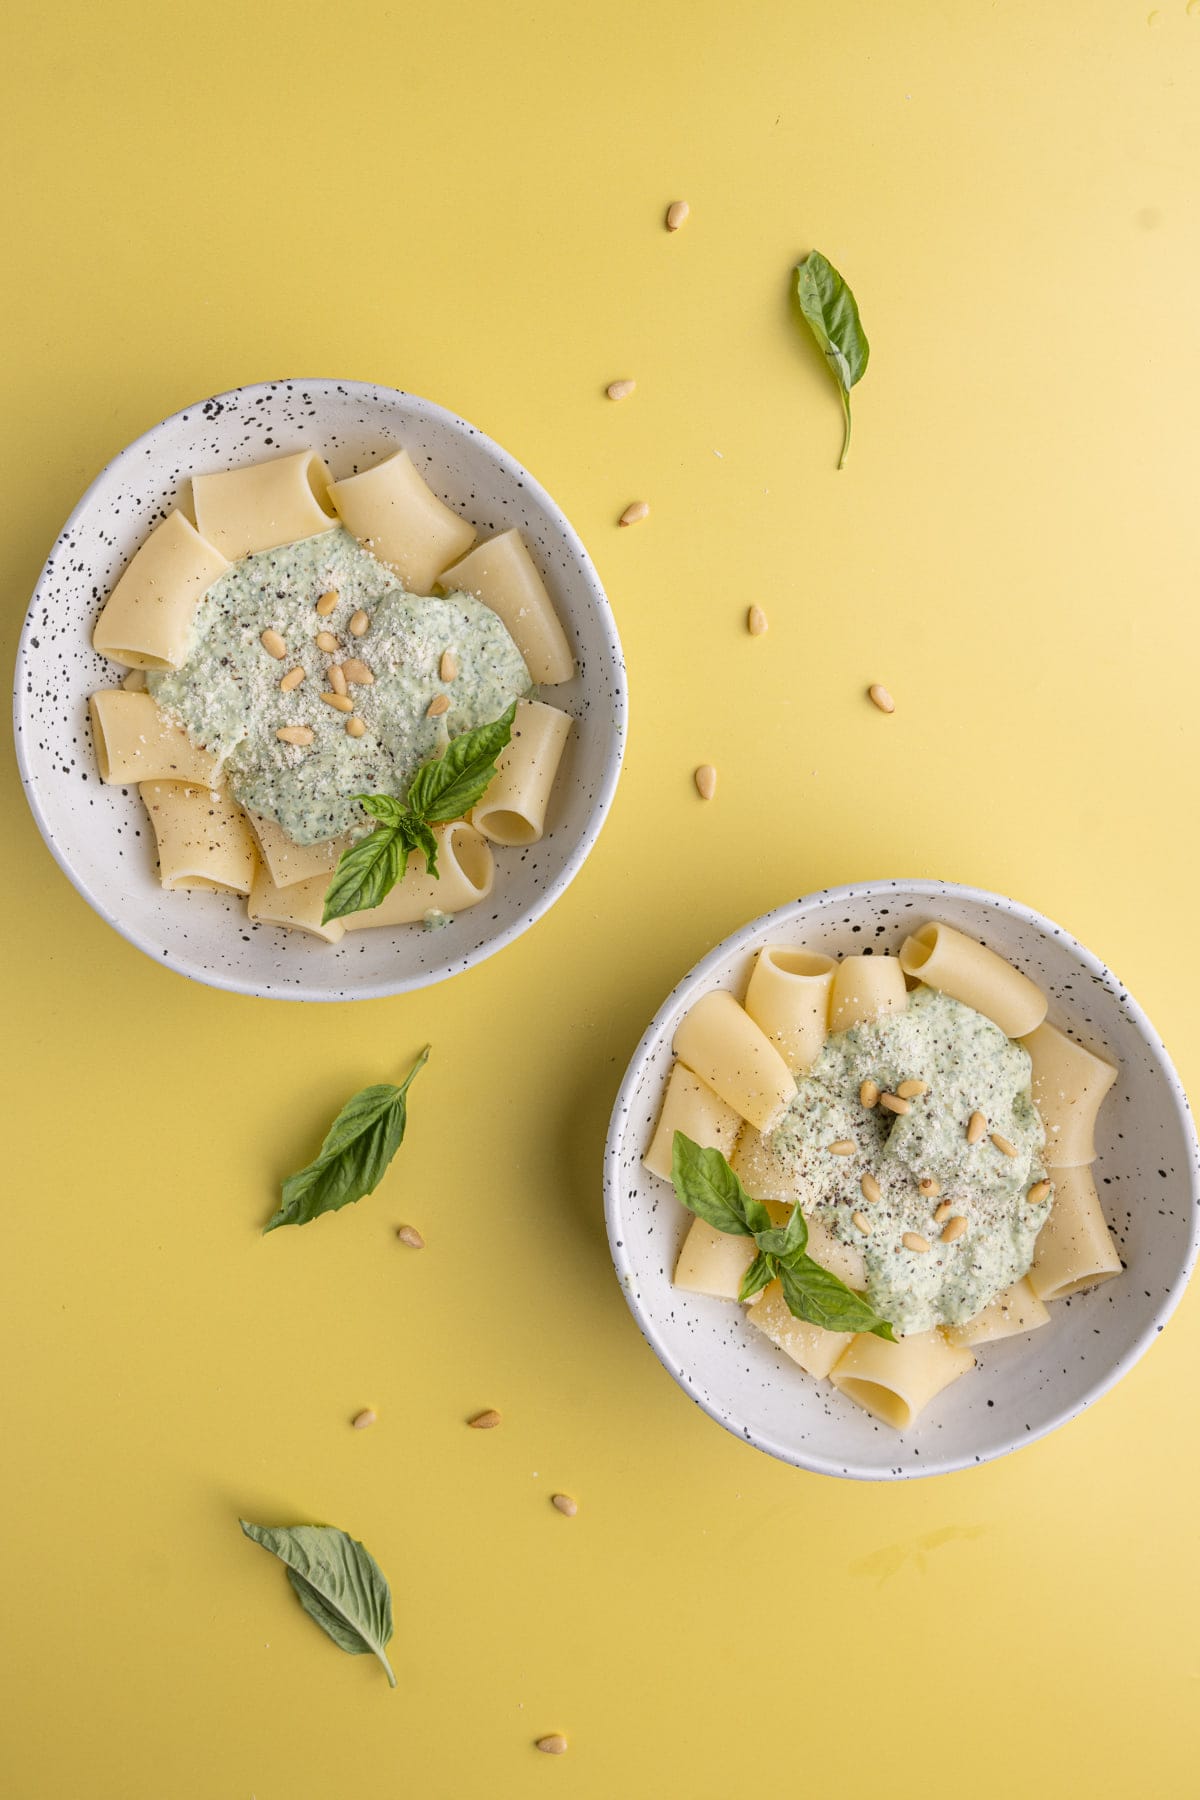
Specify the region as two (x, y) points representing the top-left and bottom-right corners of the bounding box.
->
(743, 946), (837, 1073)
(89, 690), (219, 787)
(248, 864), (346, 945)
(828, 953), (907, 1030)
(1029, 1165), (1122, 1301)
(829, 1331), (976, 1430)
(643, 1062), (741, 1183)
(470, 699), (571, 846)
(245, 812), (351, 891)
(328, 450), (476, 594)
(899, 922), (1047, 1038)
(93, 510), (229, 670)
(438, 529), (575, 684)
(945, 1278), (1049, 1348)
(672, 991), (797, 1134)
(1022, 1021), (1118, 1167)
(674, 1202), (789, 1300)
(745, 1280), (848, 1379)
(139, 781), (256, 894)
(192, 449), (338, 561)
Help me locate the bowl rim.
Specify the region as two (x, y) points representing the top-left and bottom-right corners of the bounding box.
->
(12, 376), (628, 1002)
(603, 877), (1200, 1480)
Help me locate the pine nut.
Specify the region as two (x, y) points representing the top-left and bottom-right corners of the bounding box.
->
(868, 683), (895, 714)
(861, 1171), (882, 1204)
(427, 694), (451, 718)
(665, 199), (690, 230)
(349, 609), (370, 636)
(352, 1409), (376, 1430)
(276, 725), (314, 745)
(260, 628), (287, 659)
(967, 1110), (987, 1145)
(694, 764), (717, 800)
(329, 663), (348, 696)
(990, 1132), (1018, 1158)
(880, 1092), (910, 1115)
(396, 1224), (425, 1249)
(468, 1409), (501, 1430)
(606, 378), (636, 401)
(828, 1139), (856, 1156)
(852, 1211), (871, 1234)
(321, 692), (355, 712)
(551, 1493), (578, 1517)
(902, 1232), (931, 1254)
(897, 1079), (928, 1099)
(346, 716), (366, 738)
(316, 630), (339, 652)
(535, 1736), (568, 1756)
(440, 650), (459, 682)
(918, 1177), (941, 1198)
(747, 604), (769, 636)
(619, 501), (650, 527)
(859, 1080), (880, 1108)
(1028, 1180), (1052, 1205)
(941, 1216), (968, 1243)
(342, 658), (374, 685)
(316, 589), (339, 616)
(932, 1200), (954, 1224)
(280, 666), (305, 692)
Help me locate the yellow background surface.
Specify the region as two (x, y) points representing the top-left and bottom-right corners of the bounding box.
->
(3, 2), (1199, 1795)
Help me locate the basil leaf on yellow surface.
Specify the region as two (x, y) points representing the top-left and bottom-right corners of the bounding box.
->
(792, 249), (870, 469)
(264, 1047), (429, 1232)
(240, 1521), (396, 1687)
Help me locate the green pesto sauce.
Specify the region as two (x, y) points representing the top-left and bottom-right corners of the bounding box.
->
(755, 986), (1048, 1335)
(147, 527), (531, 844)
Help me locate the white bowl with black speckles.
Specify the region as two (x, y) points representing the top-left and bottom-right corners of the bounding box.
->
(14, 379), (627, 1001)
(605, 880), (1199, 1480)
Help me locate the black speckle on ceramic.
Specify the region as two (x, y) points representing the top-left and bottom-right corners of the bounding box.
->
(603, 881), (1200, 1481)
(13, 379), (628, 1001)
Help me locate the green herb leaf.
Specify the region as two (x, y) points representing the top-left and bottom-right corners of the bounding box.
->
(239, 1521), (397, 1687)
(670, 1131), (755, 1237)
(738, 1250), (775, 1304)
(356, 793), (409, 828)
(793, 250), (870, 469)
(778, 1255), (895, 1340)
(263, 1047), (429, 1232)
(406, 702), (517, 823)
(403, 815), (441, 881)
(754, 1202), (808, 1261)
(321, 825), (408, 924)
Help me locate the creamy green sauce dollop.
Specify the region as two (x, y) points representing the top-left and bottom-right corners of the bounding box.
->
(743, 986), (1048, 1335)
(147, 528), (531, 844)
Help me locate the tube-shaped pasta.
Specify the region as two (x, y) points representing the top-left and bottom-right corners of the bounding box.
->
(672, 991), (797, 1134)
(804, 1214), (867, 1290)
(93, 510), (229, 670)
(438, 529), (575, 684)
(139, 781), (256, 895)
(328, 450), (476, 594)
(745, 1279), (848, 1379)
(744, 946), (837, 1073)
(248, 864), (346, 944)
(1021, 1021), (1118, 1167)
(673, 1203), (790, 1300)
(899, 922), (1047, 1038)
(830, 1330), (975, 1430)
(245, 812), (351, 891)
(341, 822), (494, 929)
(730, 1126), (799, 1201)
(121, 668), (147, 692)
(829, 955), (907, 1031)
(643, 1062), (741, 1182)
(945, 1278), (1050, 1348)
(191, 450), (337, 561)
(89, 690), (218, 787)
(1028, 1165), (1122, 1302)
(470, 699), (571, 846)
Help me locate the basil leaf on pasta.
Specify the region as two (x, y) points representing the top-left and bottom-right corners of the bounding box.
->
(738, 1251), (775, 1304)
(239, 1521), (397, 1687)
(322, 824), (408, 924)
(405, 702), (516, 824)
(754, 1203), (808, 1261)
(670, 1132), (756, 1237)
(778, 1256), (895, 1340)
(793, 250), (870, 469)
(264, 1048), (429, 1232)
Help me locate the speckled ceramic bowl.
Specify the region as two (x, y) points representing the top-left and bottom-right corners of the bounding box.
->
(604, 881), (1199, 1479)
(14, 379), (626, 1000)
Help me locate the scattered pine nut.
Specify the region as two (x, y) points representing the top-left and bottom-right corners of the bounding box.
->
(859, 1080), (880, 1109)
(966, 1110), (987, 1145)
(316, 589), (339, 616)
(321, 692), (355, 713)
(941, 1216), (968, 1243)
(861, 1171), (882, 1205)
(852, 1210), (871, 1234)
(918, 1177), (941, 1199)
(828, 1139), (856, 1156)
(990, 1131), (1018, 1158)
(879, 1092), (910, 1116)
(619, 500), (650, 527)
(427, 694), (451, 718)
(606, 378), (636, 401)
(694, 764), (717, 801)
(260, 628), (287, 660)
(897, 1079), (928, 1100)
(440, 650), (459, 682)
(352, 1409), (376, 1430)
(341, 658), (374, 685)
(551, 1494), (578, 1517)
(276, 725), (314, 746)
(316, 630), (339, 653)
(535, 1736), (568, 1756)
(665, 199), (690, 231)
(349, 609), (370, 637)
(932, 1200), (954, 1225)
(329, 663), (348, 696)
(280, 666), (305, 692)
(396, 1225), (425, 1249)
(468, 1409), (501, 1430)
(902, 1231), (931, 1254)
(345, 716), (366, 738)
(1028, 1180), (1052, 1205)
(868, 683), (895, 714)
(747, 604), (769, 637)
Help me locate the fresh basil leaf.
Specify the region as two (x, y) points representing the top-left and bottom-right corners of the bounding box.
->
(793, 250), (870, 469)
(742, 1196), (774, 1236)
(264, 1048), (429, 1232)
(240, 1521), (397, 1687)
(755, 1203), (808, 1260)
(670, 1132), (755, 1237)
(322, 825), (408, 924)
(778, 1255), (895, 1340)
(405, 703), (517, 824)
(402, 815), (441, 881)
(355, 793), (409, 828)
(738, 1250), (776, 1304)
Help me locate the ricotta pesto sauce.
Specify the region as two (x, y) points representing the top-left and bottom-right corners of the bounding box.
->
(147, 527), (532, 844)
